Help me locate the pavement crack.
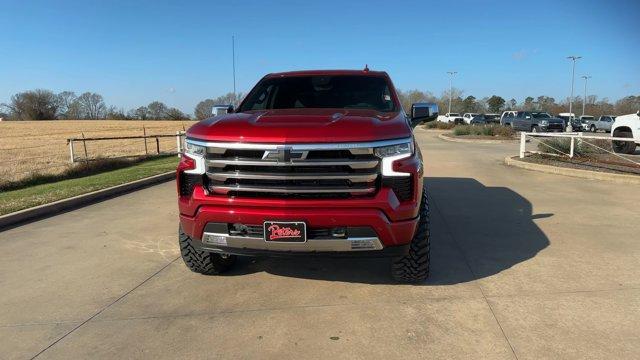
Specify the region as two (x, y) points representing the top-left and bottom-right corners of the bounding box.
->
(30, 256), (179, 359)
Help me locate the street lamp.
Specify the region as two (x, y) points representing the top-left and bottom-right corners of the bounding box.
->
(567, 56), (582, 131)
(581, 75), (591, 116)
(446, 71), (457, 115)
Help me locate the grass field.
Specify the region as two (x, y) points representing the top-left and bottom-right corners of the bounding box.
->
(0, 120), (196, 184)
(0, 156), (178, 215)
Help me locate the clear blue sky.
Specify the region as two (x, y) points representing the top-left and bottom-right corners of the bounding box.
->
(1, 0), (639, 114)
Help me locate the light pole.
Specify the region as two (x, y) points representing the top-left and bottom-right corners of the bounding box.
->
(567, 56), (581, 131)
(581, 75), (591, 116)
(232, 35), (237, 105)
(447, 71), (457, 115)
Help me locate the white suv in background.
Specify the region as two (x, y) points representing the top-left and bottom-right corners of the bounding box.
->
(611, 111), (639, 154)
(500, 111), (517, 126)
(462, 113), (480, 124)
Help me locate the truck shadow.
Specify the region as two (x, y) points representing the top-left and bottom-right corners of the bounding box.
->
(227, 177), (551, 285)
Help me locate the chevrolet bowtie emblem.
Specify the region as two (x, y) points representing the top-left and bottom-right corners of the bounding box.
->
(262, 149), (308, 162)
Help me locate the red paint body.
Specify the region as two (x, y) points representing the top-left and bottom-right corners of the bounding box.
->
(178, 70), (423, 249)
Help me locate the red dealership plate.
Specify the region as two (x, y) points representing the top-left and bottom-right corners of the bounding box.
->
(263, 221), (307, 243)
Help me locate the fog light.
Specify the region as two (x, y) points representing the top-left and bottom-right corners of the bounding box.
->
(331, 227), (346, 238)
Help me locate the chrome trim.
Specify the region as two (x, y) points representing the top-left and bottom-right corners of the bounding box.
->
(210, 185), (376, 194)
(206, 158), (378, 169)
(186, 137), (412, 151)
(208, 171), (378, 181)
(202, 232), (383, 252)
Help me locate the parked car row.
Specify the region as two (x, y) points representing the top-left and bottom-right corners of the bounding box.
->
(436, 112), (501, 125)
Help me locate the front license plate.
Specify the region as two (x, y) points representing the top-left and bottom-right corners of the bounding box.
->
(264, 221), (307, 243)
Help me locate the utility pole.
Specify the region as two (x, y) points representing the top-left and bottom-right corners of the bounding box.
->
(446, 71), (457, 115)
(566, 56), (581, 131)
(581, 75), (591, 116)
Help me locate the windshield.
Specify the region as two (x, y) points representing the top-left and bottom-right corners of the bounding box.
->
(582, 116), (594, 120)
(531, 112), (551, 119)
(238, 75), (396, 112)
(449, 113), (460, 116)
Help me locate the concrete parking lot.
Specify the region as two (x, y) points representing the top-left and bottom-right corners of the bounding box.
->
(1, 129), (639, 360)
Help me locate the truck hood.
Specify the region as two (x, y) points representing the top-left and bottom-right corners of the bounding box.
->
(186, 108), (412, 143)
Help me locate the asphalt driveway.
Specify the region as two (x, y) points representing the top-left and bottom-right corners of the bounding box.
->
(1, 129), (638, 359)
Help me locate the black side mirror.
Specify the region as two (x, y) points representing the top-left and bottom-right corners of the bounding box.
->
(227, 105), (234, 114)
(410, 103), (439, 128)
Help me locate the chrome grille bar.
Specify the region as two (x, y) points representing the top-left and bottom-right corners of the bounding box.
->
(208, 171), (378, 182)
(206, 158), (378, 169)
(210, 185), (376, 195)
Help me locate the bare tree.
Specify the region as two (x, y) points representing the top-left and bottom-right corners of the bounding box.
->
(2, 89), (59, 120)
(56, 91), (77, 119)
(76, 92), (106, 119)
(147, 101), (168, 119)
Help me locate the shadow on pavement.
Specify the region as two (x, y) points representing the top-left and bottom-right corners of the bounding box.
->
(225, 177), (550, 285)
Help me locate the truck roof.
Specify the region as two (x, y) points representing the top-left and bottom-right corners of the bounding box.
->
(265, 69), (389, 78)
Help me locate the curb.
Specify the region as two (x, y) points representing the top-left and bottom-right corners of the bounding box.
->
(438, 133), (519, 144)
(504, 156), (640, 184)
(0, 171), (175, 230)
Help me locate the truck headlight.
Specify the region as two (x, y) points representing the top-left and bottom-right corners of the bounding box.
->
(375, 141), (413, 177)
(182, 140), (206, 175)
(539, 120), (549, 126)
(185, 141), (206, 157)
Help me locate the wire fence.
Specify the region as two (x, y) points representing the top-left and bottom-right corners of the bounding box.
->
(0, 121), (190, 184)
(517, 132), (640, 174)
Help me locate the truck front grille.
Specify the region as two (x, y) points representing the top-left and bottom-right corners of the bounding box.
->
(202, 143), (381, 199)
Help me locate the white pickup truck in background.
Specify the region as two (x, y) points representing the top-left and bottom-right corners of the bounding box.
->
(436, 113), (464, 124)
(582, 115), (616, 132)
(611, 111), (639, 154)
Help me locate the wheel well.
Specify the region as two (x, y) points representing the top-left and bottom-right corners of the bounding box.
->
(613, 126), (632, 135)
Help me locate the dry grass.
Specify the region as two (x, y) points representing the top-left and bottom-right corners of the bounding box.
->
(0, 120), (196, 183)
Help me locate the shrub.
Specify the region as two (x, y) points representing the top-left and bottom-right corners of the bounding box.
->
(451, 124), (515, 138)
(536, 137), (611, 157)
(424, 121), (455, 130)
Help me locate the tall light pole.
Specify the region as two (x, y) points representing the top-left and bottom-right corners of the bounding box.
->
(447, 71), (457, 114)
(232, 35), (237, 104)
(581, 75), (591, 116)
(566, 56), (581, 131)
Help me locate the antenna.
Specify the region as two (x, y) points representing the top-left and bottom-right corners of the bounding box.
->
(232, 35), (237, 102)
(363, 64), (369, 72)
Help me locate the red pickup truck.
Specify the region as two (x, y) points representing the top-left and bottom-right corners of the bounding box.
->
(177, 69), (438, 282)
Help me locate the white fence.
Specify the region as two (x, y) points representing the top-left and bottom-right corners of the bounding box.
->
(519, 132), (639, 166)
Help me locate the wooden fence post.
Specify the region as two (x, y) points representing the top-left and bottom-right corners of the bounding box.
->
(143, 126), (148, 155)
(68, 139), (75, 163)
(81, 132), (88, 163)
(156, 137), (160, 154)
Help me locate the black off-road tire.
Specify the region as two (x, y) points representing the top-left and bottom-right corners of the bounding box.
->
(612, 131), (636, 154)
(179, 226), (236, 275)
(590, 125), (596, 132)
(391, 186), (430, 283)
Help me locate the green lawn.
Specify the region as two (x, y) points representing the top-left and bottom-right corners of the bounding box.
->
(0, 156), (178, 216)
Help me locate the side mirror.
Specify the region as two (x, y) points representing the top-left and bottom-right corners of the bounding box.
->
(212, 104), (233, 116)
(410, 103), (439, 128)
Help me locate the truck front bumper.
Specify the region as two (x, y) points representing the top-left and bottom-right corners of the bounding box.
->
(179, 184), (422, 257)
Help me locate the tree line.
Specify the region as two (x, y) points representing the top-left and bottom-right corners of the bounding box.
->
(1, 88), (638, 121)
(0, 89), (191, 121)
